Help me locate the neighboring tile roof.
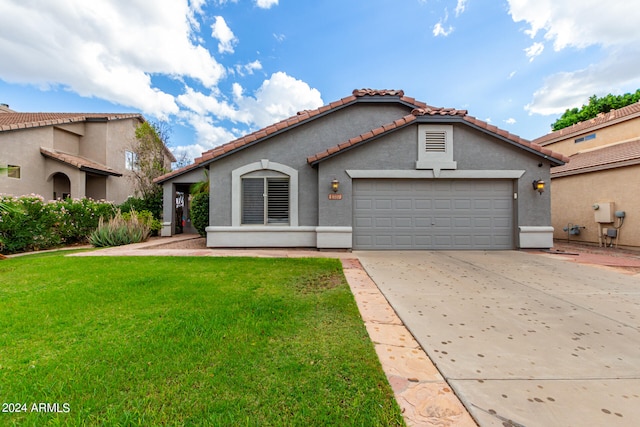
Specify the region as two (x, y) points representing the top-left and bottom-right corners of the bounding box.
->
(307, 108), (570, 165)
(40, 147), (123, 177)
(551, 139), (640, 178)
(533, 102), (640, 146)
(0, 112), (143, 132)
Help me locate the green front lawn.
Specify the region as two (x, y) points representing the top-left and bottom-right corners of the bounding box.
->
(0, 253), (404, 426)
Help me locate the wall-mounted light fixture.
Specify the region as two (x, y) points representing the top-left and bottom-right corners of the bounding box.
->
(532, 179), (545, 195)
(331, 178), (340, 193)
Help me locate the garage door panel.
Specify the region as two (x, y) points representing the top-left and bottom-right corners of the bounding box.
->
(355, 199), (372, 209)
(395, 199), (413, 210)
(375, 199), (393, 209)
(353, 179), (513, 250)
(394, 217), (413, 228)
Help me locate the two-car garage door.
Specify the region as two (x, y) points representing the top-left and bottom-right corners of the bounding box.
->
(353, 179), (513, 250)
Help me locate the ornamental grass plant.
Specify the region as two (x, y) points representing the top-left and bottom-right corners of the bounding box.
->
(89, 210), (151, 247)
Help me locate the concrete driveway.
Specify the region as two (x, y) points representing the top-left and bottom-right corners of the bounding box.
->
(356, 250), (640, 427)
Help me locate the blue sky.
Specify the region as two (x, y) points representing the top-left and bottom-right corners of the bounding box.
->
(1, 0), (639, 163)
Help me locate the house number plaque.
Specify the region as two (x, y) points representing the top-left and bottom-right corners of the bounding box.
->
(328, 193), (343, 200)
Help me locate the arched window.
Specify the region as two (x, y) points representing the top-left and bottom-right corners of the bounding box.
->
(231, 160), (298, 227)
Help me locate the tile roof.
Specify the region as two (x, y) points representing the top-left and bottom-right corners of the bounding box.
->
(154, 89), (569, 183)
(0, 112), (143, 132)
(40, 147), (123, 177)
(551, 139), (640, 177)
(307, 108), (570, 165)
(533, 102), (640, 146)
(155, 89), (419, 182)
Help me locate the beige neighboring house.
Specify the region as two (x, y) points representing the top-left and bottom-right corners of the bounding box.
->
(533, 101), (640, 249)
(0, 103), (175, 204)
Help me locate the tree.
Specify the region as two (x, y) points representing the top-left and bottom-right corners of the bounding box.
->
(552, 89), (640, 131)
(129, 121), (173, 199)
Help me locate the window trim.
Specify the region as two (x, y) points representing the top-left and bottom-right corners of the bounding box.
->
(575, 133), (596, 143)
(125, 150), (139, 171)
(232, 160), (298, 227)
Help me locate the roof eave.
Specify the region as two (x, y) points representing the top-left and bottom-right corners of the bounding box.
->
(80, 166), (123, 177)
(456, 117), (566, 166)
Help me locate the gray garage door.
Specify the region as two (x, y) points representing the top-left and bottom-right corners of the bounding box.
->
(353, 179), (513, 250)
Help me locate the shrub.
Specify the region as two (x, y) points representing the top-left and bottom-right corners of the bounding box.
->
(119, 188), (163, 220)
(0, 195), (115, 254)
(190, 192), (209, 237)
(0, 195), (59, 253)
(53, 198), (117, 244)
(122, 210), (161, 234)
(89, 210), (151, 247)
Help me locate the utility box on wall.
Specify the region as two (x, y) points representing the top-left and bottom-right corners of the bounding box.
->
(594, 202), (614, 223)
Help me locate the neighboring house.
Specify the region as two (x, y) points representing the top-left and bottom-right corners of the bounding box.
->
(533, 102), (640, 249)
(0, 104), (175, 204)
(155, 89), (567, 250)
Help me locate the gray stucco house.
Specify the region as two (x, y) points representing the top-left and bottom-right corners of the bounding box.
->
(155, 89), (568, 250)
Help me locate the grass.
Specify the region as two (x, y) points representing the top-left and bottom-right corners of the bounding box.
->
(0, 253), (404, 426)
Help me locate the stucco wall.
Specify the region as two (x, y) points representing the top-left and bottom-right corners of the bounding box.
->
(542, 117), (640, 156)
(0, 118), (145, 204)
(551, 166), (640, 248)
(315, 123), (552, 230)
(0, 127), (52, 197)
(208, 103), (413, 227)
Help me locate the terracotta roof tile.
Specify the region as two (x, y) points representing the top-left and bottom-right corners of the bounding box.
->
(40, 147), (122, 177)
(159, 89), (418, 182)
(551, 139), (640, 177)
(307, 107), (569, 165)
(0, 112), (143, 132)
(157, 88), (569, 182)
(534, 102), (640, 146)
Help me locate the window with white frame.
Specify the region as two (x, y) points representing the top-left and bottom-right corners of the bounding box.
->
(125, 151), (139, 171)
(242, 177), (290, 225)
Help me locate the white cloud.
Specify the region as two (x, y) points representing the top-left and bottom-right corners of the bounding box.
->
(211, 16), (238, 54)
(256, 0), (278, 9)
(0, 0), (224, 119)
(234, 60), (263, 77)
(455, 0), (467, 17)
(178, 111), (240, 152)
(234, 72), (323, 128)
(524, 42), (544, 62)
(504, 118), (516, 125)
(508, 0), (640, 50)
(525, 46), (640, 115)
(433, 22), (453, 37)
(273, 33), (286, 43)
(177, 87), (244, 121)
(508, 1), (640, 116)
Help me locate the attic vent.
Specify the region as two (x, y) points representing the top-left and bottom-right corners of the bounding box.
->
(416, 124), (457, 173)
(424, 130), (446, 152)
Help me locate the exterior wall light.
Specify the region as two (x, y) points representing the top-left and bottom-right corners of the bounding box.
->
(532, 179), (545, 195)
(331, 178), (340, 193)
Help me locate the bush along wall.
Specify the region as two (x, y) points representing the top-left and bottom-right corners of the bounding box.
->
(0, 195), (116, 254)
